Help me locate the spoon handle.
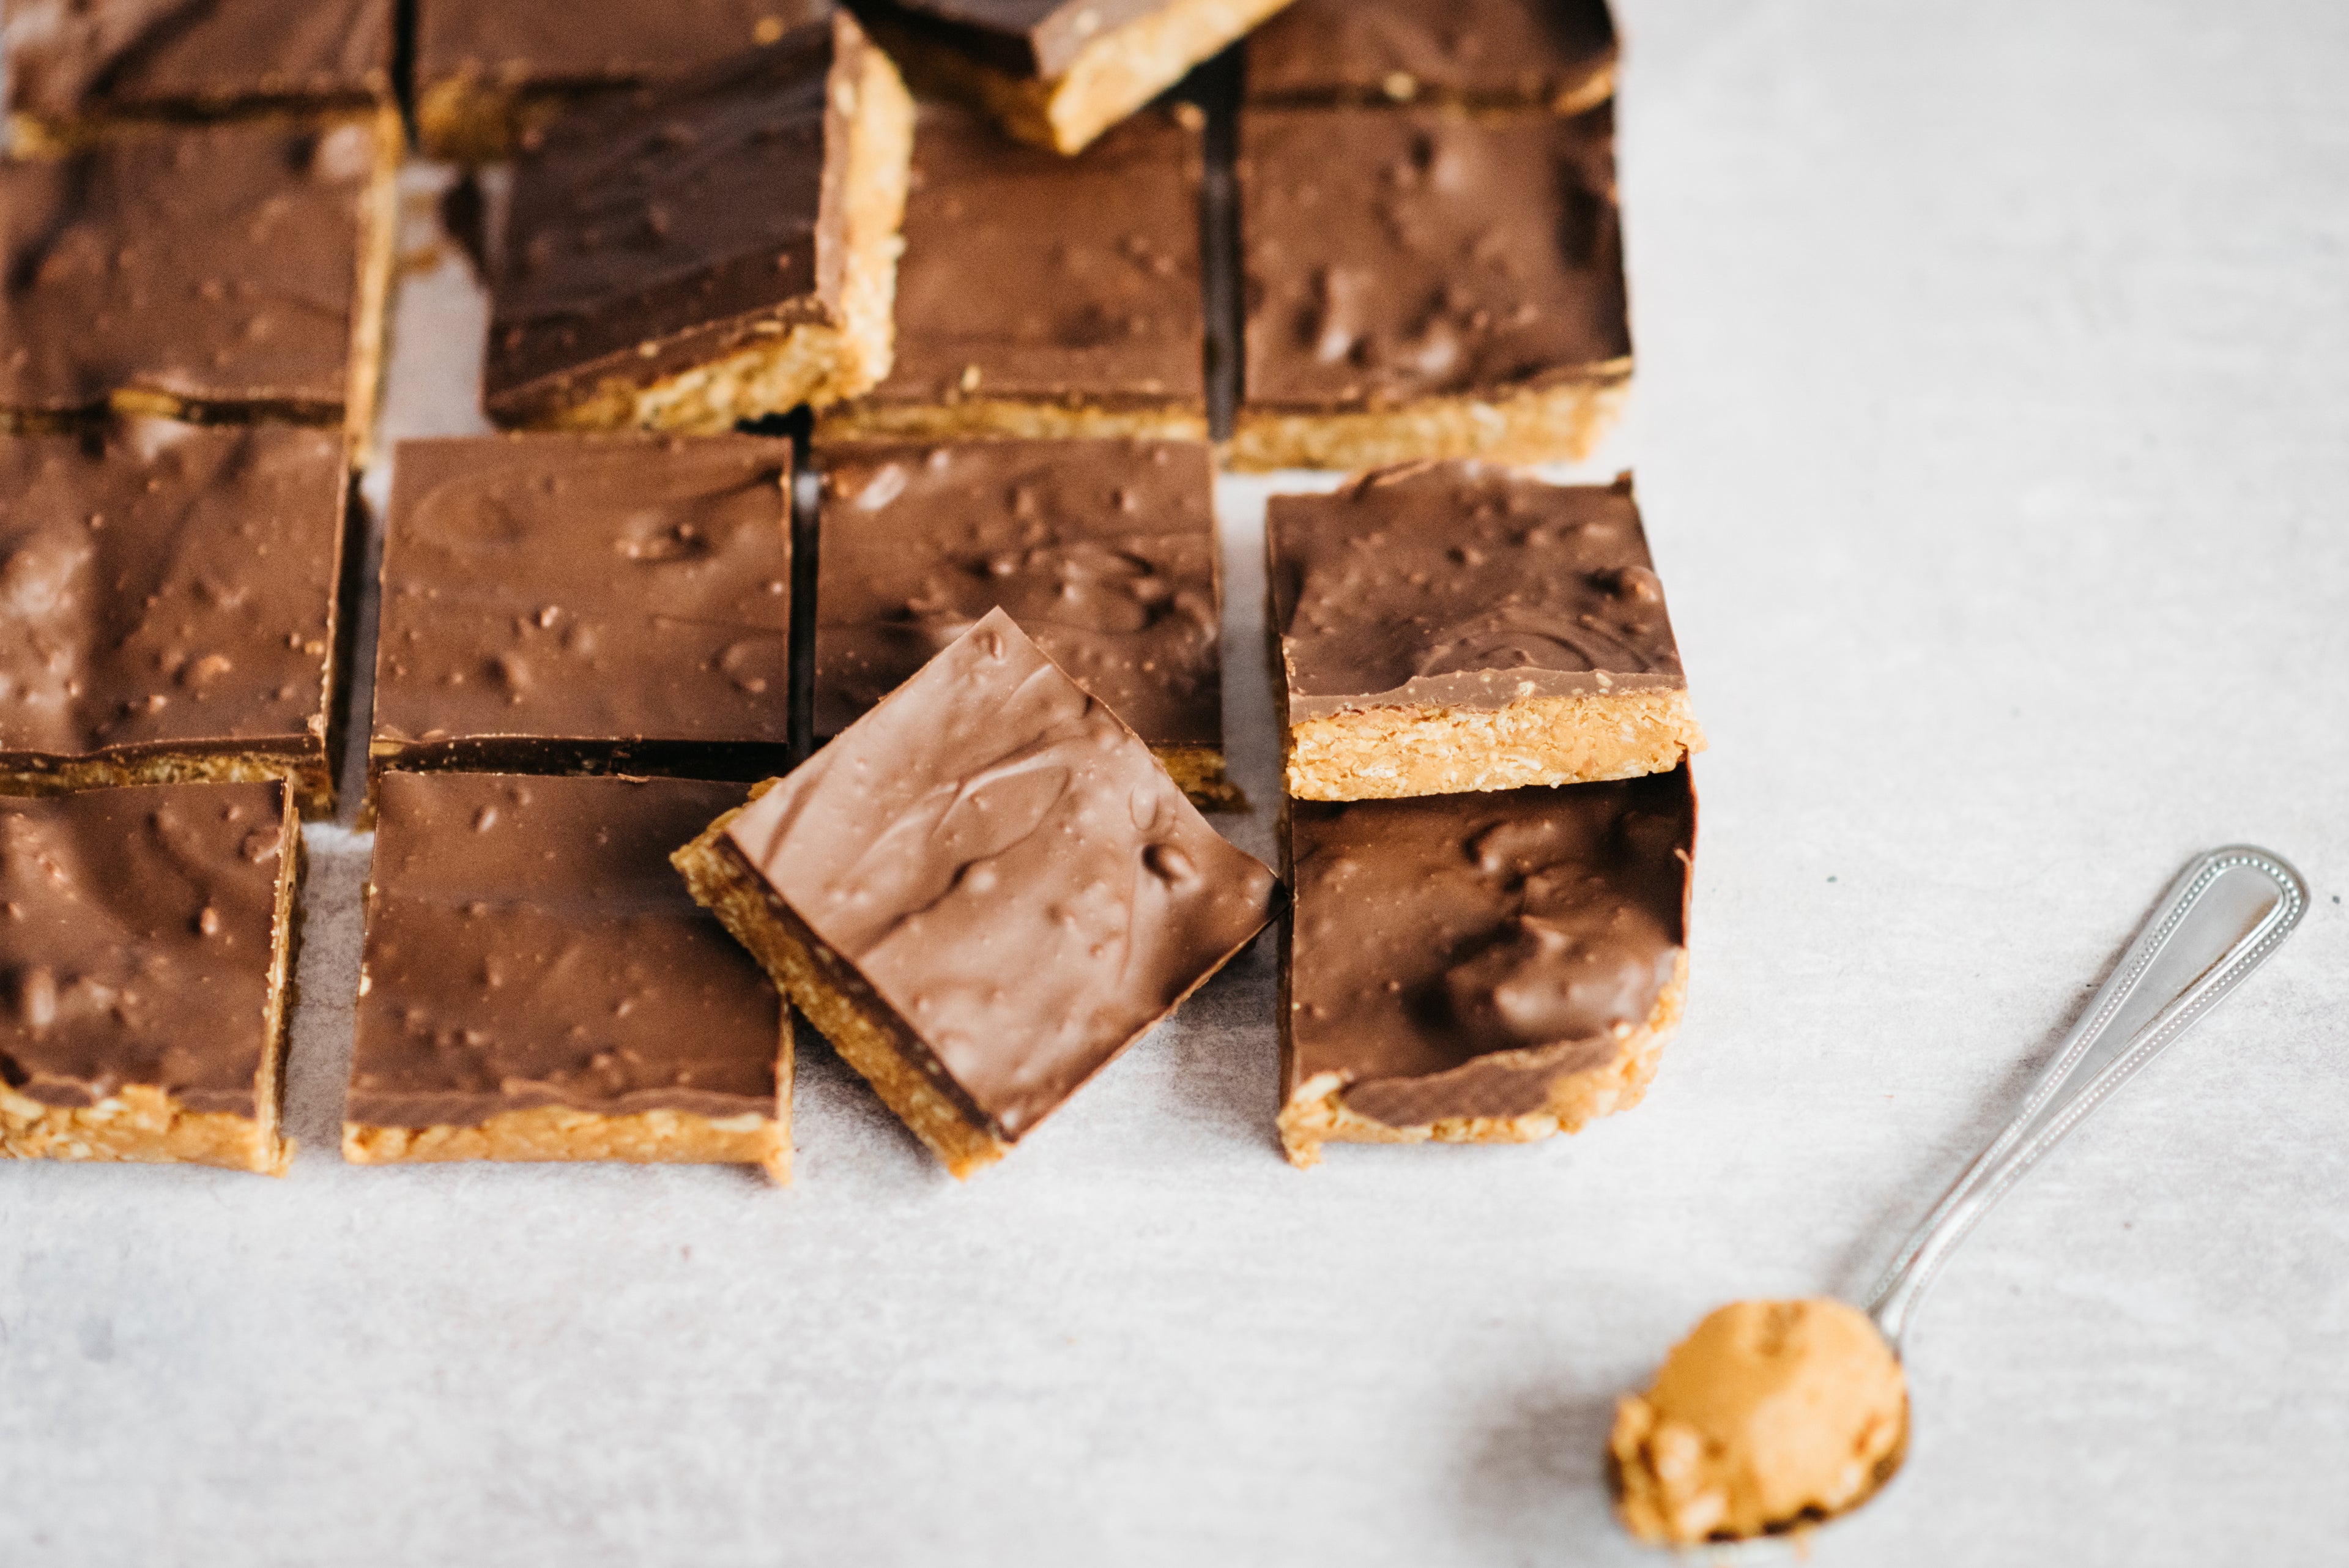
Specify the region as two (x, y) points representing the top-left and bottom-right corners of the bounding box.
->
(1864, 845), (2307, 1351)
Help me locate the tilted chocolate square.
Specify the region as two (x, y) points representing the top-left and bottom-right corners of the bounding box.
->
(675, 608), (1278, 1178)
(369, 433), (795, 801)
(814, 105), (1208, 442)
(484, 14), (913, 434)
(1245, 0), (1616, 112)
(0, 116), (398, 455)
(848, 0), (1299, 155)
(347, 773), (789, 1175)
(414, 0), (834, 162)
(1280, 765), (1695, 1167)
(1, 419), (357, 817)
(1267, 464), (1702, 801)
(0, 781), (303, 1175)
(1234, 103), (1630, 471)
(815, 437), (1234, 806)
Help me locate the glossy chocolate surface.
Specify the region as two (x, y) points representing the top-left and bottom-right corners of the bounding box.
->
(816, 438), (1219, 746)
(0, 781), (292, 1117)
(418, 0), (830, 94)
(350, 773), (781, 1128)
(1268, 465), (1682, 718)
(373, 434), (793, 771)
(1287, 765), (1693, 1127)
(1245, 0), (1615, 106)
(853, 0), (1173, 78)
(723, 608), (1275, 1141)
(0, 420), (348, 770)
(4, 0), (393, 120)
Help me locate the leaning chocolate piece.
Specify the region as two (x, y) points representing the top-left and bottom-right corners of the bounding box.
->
(1245, 0), (1616, 112)
(414, 0), (834, 162)
(1267, 465), (1702, 801)
(368, 433), (794, 803)
(484, 12), (912, 434)
(815, 437), (1236, 807)
(347, 773), (789, 1176)
(0, 781), (302, 1175)
(1233, 103), (1630, 471)
(1, 419), (356, 818)
(675, 608), (1278, 1178)
(814, 104), (1208, 442)
(848, 0), (1300, 155)
(1279, 765), (1694, 1167)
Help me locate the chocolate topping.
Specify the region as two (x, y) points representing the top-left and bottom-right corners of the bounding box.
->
(1268, 464), (1683, 719)
(418, 0), (831, 94)
(815, 439), (1219, 747)
(1287, 765), (1694, 1128)
(484, 17), (861, 422)
(0, 781), (292, 1117)
(852, 1), (1173, 78)
(0, 419), (348, 768)
(724, 608), (1275, 1140)
(0, 119), (381, 417)
(1241, 103), (1628, 409)
(1245, 0), (1616, 107)
(870, 105), (1204, 411)
(350, 773), (781, 1129)
(373, 434), (793, 771)
(4, 0), (394, 121)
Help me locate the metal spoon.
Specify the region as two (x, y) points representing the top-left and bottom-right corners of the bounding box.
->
(1635, 844), (2309, 1555)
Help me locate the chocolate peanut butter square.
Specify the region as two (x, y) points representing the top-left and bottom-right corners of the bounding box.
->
(0, 780), (302, 1174)
(484, 14), (913, 434)
(0, 116), (398, 454)
(675, 608), (1278, 1178)
(847, 0), (1298, 155)
(2, 0), (395, 146)
(1267, 464), (1702, 801)
(1245, 0), (1616, 113)
(814, 104), (1208, 442)
(815, 437), (1235, 806)
(368, 433), (795, 799)
(1234, 103), (1630, 471)
(415, 0), (835, 162)
(347, 772), (789, 1175)
(0, 419), (357, 817)
(1279, 764), (1695, 1167)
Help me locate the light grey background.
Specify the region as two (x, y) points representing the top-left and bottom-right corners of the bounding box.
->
(4, 1), (2346, 1562)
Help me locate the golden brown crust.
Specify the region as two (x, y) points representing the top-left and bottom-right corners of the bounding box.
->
(1285, 688), (1704, 802)
(814, 396), (1209, 444)
(1228, 365), (1630, 472)
(1153, 745), (1245, 812)
(1, 752), (334, 820)
(343, 1102), (788, 1176)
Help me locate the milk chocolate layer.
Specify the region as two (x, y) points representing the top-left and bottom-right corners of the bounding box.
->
(816, 439), (1219, 747)
(1287, 766), (1693, 1128)
(0, 118), (383, 419)
(1269, 466), (1682, 719)
(1241, 103), (1627, 411)
(3, 0), (394, 124)
(351, 773), (781, 1129)
(372, 434), (793, 776)
(418, 0), (831, 105)
(723, 608), (1276, 1142)
(1245, 0), (1616, 108)
(863, 105), (1204, 415)
(0, 781), (292, 1118)
(0, 419), (350, 784)
(849, 0), (1174, 79)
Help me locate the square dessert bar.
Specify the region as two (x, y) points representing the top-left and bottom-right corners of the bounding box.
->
(414, 0), (834, 162)
(850, 0), (1299, 155)
(1267, 465), (1703, 801)
(484, 13), (913, 434)
(1245, 0), (1616, 113)
(1234, 103), (1630, 471)
(0, 781), (303, 1175)
(347, 772), (789, 1176)
(675, 608), (1277, 1178)
(1, 419), (358, 817)
(369, 433), (795, 799)
(815, 437), (1236, 806)
(814, 105), (1208, 442)
(2, 0), (395, 148)
(0, 115), (398, 454)
(1279, 764), (1696, 1167)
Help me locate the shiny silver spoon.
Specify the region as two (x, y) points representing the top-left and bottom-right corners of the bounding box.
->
(1622, 844), (2309, 1555)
